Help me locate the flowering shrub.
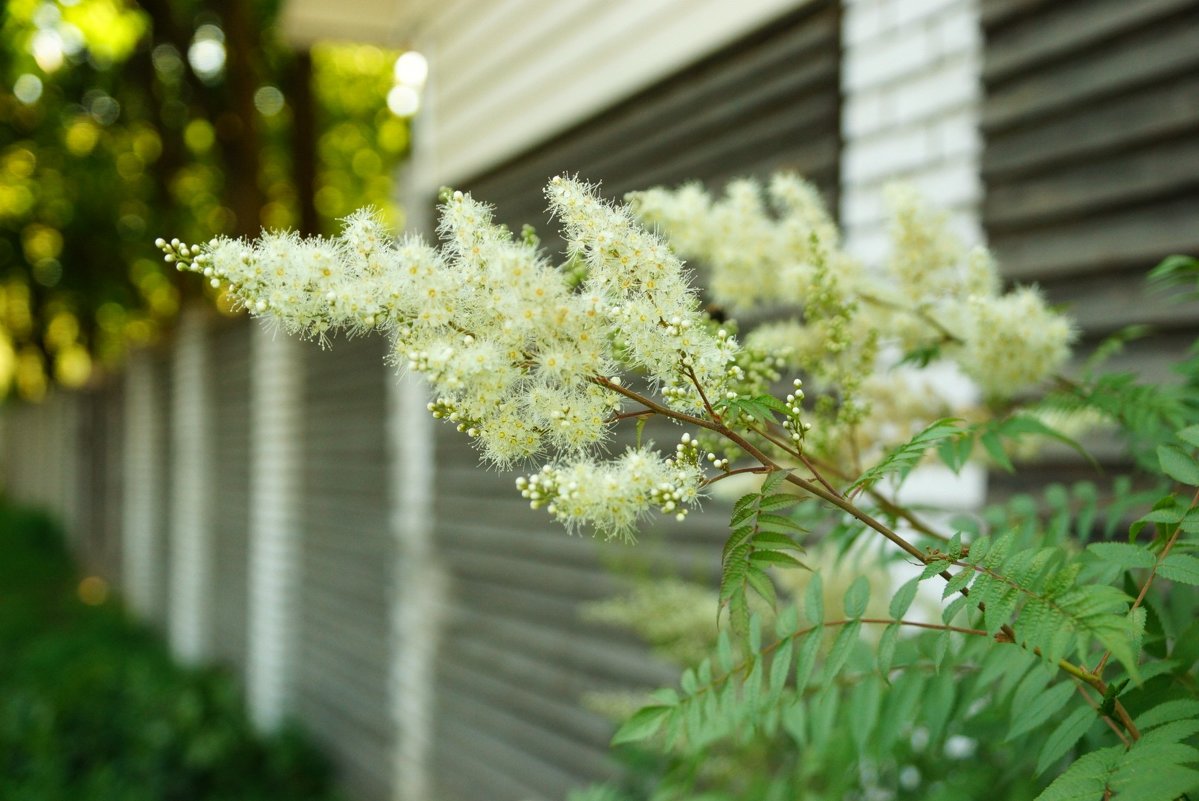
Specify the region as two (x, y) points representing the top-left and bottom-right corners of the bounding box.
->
(162, 176), (1199, 800)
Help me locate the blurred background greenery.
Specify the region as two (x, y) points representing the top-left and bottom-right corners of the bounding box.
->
(0, 501), (344, 800)
(0, 0), (418, 401)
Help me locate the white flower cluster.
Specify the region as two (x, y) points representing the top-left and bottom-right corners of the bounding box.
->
(627, 174), (850, 313)
(547, 176), (737, 411)
(629, 176), (1075, 400)
(160, 177), (734, 536)
(516, 446), (702, 542)
(881, 187), (1074, 397)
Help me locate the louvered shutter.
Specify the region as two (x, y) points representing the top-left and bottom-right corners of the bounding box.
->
(296, 336), (395, 801)
(982, 0), (1199, 380)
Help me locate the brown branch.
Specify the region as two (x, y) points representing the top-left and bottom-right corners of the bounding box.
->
(701, 466), (771, 488)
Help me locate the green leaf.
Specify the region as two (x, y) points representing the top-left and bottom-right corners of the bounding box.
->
(1159, 554), (1199, 585)
(999, 415), (1097, 469)
(1137, 699), (1199, 730)
(775, 604), (799, 638)
(941, 568), (974, 598)
(1158, 444), (1199, 485)
(731, 493), (758, 524)
(761, 469), (789, 495)
(1087, 542), (1156, 570)
(648, 687), (678, 705)
(1008, 681), (1076, 740)
(804, 574), (824, 625)
(843, 575), (870, 618)
(937, 432), (975, 474)
(758, 493), (801, 513)
(1035, 705), (1098, 777)
(1034, 746), (1121, 801)
(849, 674), (882, 753)
(611, 705), (672, 745)
(748, 614), (762, 653)
(923, 673), (956, 743)
(941, 593), (970, 624)
(721, 526), (755, 563)
(980, 430), (1014, 472)
(750, 530), (803, 551)
(755, 512), (807, 534)
(769, 638), (794, 697)
(920, 558), (952, 580)
(877, 623), (899, 678)
(794, 626), (822, 695)
(750, 550), (808, 570)
(822, 620), (861, 683)
(1177, 425), (1199, 448)
(889, 577), (920, 619)
(719, 544), (750, 602)
(716, 630), (734, 672)
(850, 418), (964, 492)
(745, 565), (777, 608)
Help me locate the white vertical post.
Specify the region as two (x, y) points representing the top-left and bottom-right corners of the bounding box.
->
(390, 51), (444, 801)
(389, 372), (442, 801)
(840, 0), (985, 259)
(169, 307), (214, 663)
(122, 352), (164, 619)
(246, 323), (303, 731)
(839, 0), (987, 510)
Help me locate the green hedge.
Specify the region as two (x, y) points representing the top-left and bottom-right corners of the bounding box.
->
(0, 503), (341, 801)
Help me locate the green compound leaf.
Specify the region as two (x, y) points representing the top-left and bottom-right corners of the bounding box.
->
(1158, 444), (1199, 486)
(889, 576), (920, 619)
(1158, 554), (1199, 585)
(850, 418), (965, 492)
(611, 705), (672, 745)
(1035, 705), (1098, 777)
(1008, 680), (1076, 741)
(1136, 699), (1199, 730)
(843, 575), (870, 618)
(1087, 541), (1156, 570)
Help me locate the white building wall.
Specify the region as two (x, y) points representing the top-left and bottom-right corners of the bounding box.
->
(840, 0), (986, 510)
(840, 0), (984, 262)
(395, 0), (808, 190)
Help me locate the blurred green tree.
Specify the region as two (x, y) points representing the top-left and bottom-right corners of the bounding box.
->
(0, 0), (413, 400)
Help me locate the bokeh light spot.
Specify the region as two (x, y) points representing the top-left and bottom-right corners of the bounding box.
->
(393, 51), (428, 87)
(387, 85), (420, 117)
(253, 85), (285, 116)
(188, 25), (226, 82)
(32, 29), (65, 72)
(13, 74), (43, 104)
(184, 118), (215, 154)
(78, 576), (109, 606)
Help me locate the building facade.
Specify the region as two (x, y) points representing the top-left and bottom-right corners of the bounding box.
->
(3, 1), (1198, 799)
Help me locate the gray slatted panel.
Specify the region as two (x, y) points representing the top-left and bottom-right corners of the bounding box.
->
(103, 382), (125, 583)
(461, 1), (841, 246)
(428, 7), (840, 799)
(210, 317), (252, 670)
(982, 0), (1199, 347)
(430, 424), (731, 801)
(72, 392), (99, 570)
(77, 386), (123, 581)
(151, 351), (173, 630)
(297, 335), (394, 801)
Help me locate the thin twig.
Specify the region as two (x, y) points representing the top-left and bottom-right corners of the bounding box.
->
(701, 466), (770, 488)
(1094, 486), (1199, 675)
